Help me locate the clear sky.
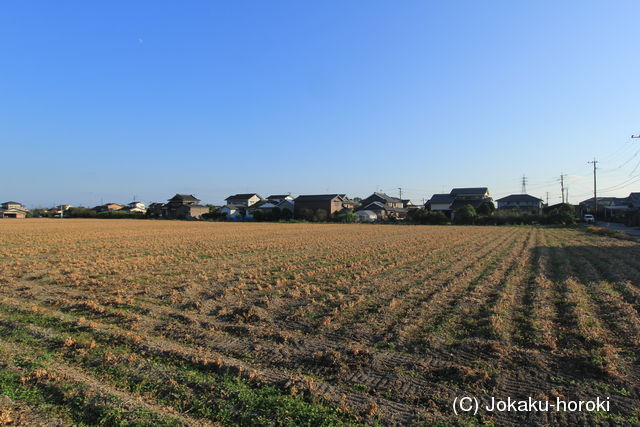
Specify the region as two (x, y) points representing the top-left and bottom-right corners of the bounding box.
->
(2, 1), (640, 207)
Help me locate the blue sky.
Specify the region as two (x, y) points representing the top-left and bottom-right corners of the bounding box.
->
(2, 1), (640, 207)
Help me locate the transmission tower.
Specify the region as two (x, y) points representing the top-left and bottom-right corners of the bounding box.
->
(521, 175), (527, 194)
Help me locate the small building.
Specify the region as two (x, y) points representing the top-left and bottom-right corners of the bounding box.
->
(166, 194), (208, 219)
(248, 200), (279, 215)
(360, 201), (408, 220)
(266, 194), (294, 204)
(426, 194), (454, 212)
(225, 193), (262, 207)
(294, 194), (350, 220)
(93, 203), (124, 212)
(0, 201), (27, 219)
(124, 201), (147, 213)
(355, 210), (377, 223)
(496, 194), (543, 213)
(450, 187), (490, 200)
(0, 209), (26, 219)
(220, 204), (244, 219)
(360, 192), (404, 209)
(402, 199), (415, 209)
(427, 187), (492, 217)
(49, 204), (72, 217)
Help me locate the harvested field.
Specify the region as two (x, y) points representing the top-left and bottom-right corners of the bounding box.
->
(0, 219), (639, 425)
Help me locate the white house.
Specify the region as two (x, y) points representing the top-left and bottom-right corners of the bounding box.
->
(220, 204), (243, 218)
(126, 201), (147, 213)
(426, 194), (455, 212)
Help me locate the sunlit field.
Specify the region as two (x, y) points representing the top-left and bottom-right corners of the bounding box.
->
(1, 219), (639, 425)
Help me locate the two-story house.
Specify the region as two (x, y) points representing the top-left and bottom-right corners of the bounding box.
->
(294, 194), (350, 220)
(0, 201), (28, 218)
(496, 194), (543, 213)
(225, 193), (262, 207)
(166, 194), (208, 219)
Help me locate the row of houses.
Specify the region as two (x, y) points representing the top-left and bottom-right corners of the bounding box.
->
(8, 189), (639, 223)
(577, 193), (640, 225)
(0, 188), (543, 221)
(426, 188), (544, 217)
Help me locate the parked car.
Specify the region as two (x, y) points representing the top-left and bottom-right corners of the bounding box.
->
(583, 214), (595, 223)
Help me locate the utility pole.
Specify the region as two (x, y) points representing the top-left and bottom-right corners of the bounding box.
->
(546, 192), (549, 205)
(397, 187), (402, 201)
(521, 175), (527, 194)
(559, 174), (567, 204)
(588, 159), (599, 218)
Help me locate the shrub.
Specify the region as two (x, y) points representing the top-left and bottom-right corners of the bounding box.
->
(454, 204), (477, 225)
(334, 210), (357, 223)
(412, 210), (449, 225)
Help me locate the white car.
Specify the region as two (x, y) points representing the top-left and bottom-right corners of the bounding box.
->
(583, 214), (595, 223)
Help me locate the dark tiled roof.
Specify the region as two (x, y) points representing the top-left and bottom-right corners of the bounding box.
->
(450, 187), (488, 196)
(428, 194), (455, 204)
(496, 194), (543, 203)
(225, 193), (261, 200)
(169, 194), (200, 202)
(361, 202), (408, 213)
(267, 194), (291, 199)
(295, 194), (346, 201)
(366, 192), (402, 203)
(3, 201), (21, 205)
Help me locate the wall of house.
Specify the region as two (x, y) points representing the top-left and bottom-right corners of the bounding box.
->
(294, 199), (342, 218)
(430, 203), (451, 211)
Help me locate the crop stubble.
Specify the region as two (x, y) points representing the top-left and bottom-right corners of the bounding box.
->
(0, 219), (639, 425)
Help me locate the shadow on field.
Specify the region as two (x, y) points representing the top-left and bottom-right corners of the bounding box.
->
(541, 242), (640, 284)
(533, 242), (640, 380)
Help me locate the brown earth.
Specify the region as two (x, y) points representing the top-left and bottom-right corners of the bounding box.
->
(0, 219), (639, 425)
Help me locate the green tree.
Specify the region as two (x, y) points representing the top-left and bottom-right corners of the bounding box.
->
(454, 204), (477, 225)
(477, 200), (495, 216)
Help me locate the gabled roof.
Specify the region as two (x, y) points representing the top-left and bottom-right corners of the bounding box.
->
(267, 194), (292, 200)
(364, 192), (402, 203)
(169, 194), (200, 202)
(225, 193), (261, 201)
(578, 197), (619, 205)
(496, 194), (543, 203)
(295, 194), (347, 201)
(428, 194), (455, 204)
(361, 201), (388, 211)
(2, 201), (22, 205)
(450, 187), (489, 196)
(361, 202), (408, 213)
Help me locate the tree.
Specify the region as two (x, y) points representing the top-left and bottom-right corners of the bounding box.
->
(454, 204), (477, 225)
(477, 200), (495, 216)
(335, 209), (356, 223)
